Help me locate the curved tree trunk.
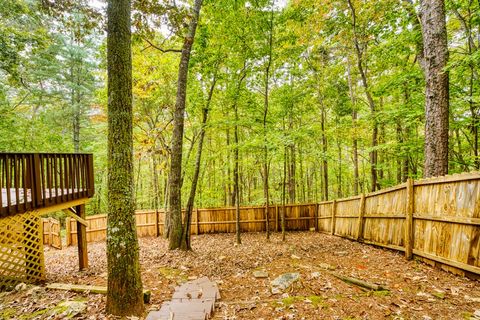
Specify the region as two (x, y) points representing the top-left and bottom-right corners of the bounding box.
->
(168, 0), (203, 250)
(106, 0), (144, 315)
(181, 74), (217, 250)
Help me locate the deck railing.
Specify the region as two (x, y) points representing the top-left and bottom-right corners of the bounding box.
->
(0, 153), (94, 217)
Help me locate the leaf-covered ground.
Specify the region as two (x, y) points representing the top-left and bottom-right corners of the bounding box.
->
(1, 232), (480, 319)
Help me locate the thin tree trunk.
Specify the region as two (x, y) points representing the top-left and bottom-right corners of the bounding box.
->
(263, 4), (274, 240)
(419, 0), (449, 177)
(347, 0), (379, 191)
(152, 155), (160, 236)
(282, 142), (287, 241)
(233, 64), (248, 245)
(288, 144), (296, 202)
(234, 104), (241, 245)
(181, 74), (217, 250)
(346, 61), (359, 195)
(167, 0), (203, 250)
(106, 0), (144, 315)
(320, 100), (329, 200)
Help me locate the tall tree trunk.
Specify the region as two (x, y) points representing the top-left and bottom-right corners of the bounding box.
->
(181, 74), (217, 250)
(234, 102), (241, 245)
(106, 0), (144, 315)
(288, 144), (296, 202)
(346, 60), (360, 195)
(336, 129), (342, 198)
(263, 4), (274, 240)
(233, 63), (248, 244)
(396, 121), (404, 184)
(347, 0), (379, 191)
(226, 128), (234, 206)
(282, 144), (287, 241)
(419, 0), (449, 177)
(167, 0), (203, 250)
(320, 101), (329, 200)
(152, 154), (160, 236)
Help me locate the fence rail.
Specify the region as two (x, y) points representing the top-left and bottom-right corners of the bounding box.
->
(65, 172), (480, 277)
(0, 153), (95, 218)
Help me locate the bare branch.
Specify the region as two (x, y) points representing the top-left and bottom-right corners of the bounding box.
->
(143, 38), (182, 53)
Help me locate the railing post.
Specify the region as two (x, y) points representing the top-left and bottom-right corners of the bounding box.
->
(356, 194), (366, 240)
(405, 178), (414, 260)
(33, 154), (42, 207)
(86, 154), (95, 198)
(331, 200), (337, 235)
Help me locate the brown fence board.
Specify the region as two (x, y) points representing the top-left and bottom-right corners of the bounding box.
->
(62, 172), (480, 277)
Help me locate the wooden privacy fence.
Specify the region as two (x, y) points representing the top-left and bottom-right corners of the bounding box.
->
(65, 172), (480, 277)
(42, 217), (62, 249)
(66, 203), (318, 245)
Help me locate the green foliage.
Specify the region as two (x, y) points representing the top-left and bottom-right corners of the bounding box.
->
(1, 0), (479, 210)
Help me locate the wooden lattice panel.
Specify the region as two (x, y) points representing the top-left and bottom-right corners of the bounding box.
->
(0, 210), (45, 290)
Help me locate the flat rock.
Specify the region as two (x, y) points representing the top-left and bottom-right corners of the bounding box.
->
(472, 310), (480, 320)
(271, 273), (300, 294)
(56, 300), (87, 317)
(14, 283), (27, 292)
(253, 271), (269, 278)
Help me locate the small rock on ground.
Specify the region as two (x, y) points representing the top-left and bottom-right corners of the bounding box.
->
(253, 271), (269, 278)
(56, 300), (87, 317)
(271, 273), (300, 294)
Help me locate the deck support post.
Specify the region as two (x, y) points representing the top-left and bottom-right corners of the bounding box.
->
(76, 204), (88, 270)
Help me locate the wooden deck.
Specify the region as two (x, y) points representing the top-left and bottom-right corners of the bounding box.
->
(0, 153), (94, 218)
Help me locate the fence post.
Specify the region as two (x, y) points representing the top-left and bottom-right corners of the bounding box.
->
(65, 217), (71, 246)
(155, 209), (160, 237)
(275, 205), (279, 232)
(49, 218), (54, 246)
(196, 208), (200, 235)
(314, 204), (319, 232)
(405, 178), (414, 260)
(331, 200), (337, 235)
(356, 194), (366, 240)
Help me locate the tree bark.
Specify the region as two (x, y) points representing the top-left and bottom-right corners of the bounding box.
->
(320, 99), (329, 200)
(347, 0), (379, 191)
(167, 0), (203, 250)
(181, 74), (217, 250)
(282, 145), (287, 241)
(233, 64), (248, 245)
(419, 0), (449, 177)
(106, 0), (144, 315)
(263, 4), (274, 240)
(346, 60), (359, 194)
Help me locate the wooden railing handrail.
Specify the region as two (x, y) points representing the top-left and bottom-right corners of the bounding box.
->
(0, 153), (94, 218)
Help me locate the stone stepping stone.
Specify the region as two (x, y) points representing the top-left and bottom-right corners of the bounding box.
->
(146, 277), (220, 320)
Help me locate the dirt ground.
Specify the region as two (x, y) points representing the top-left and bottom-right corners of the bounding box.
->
(1, 232), (480, 319)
